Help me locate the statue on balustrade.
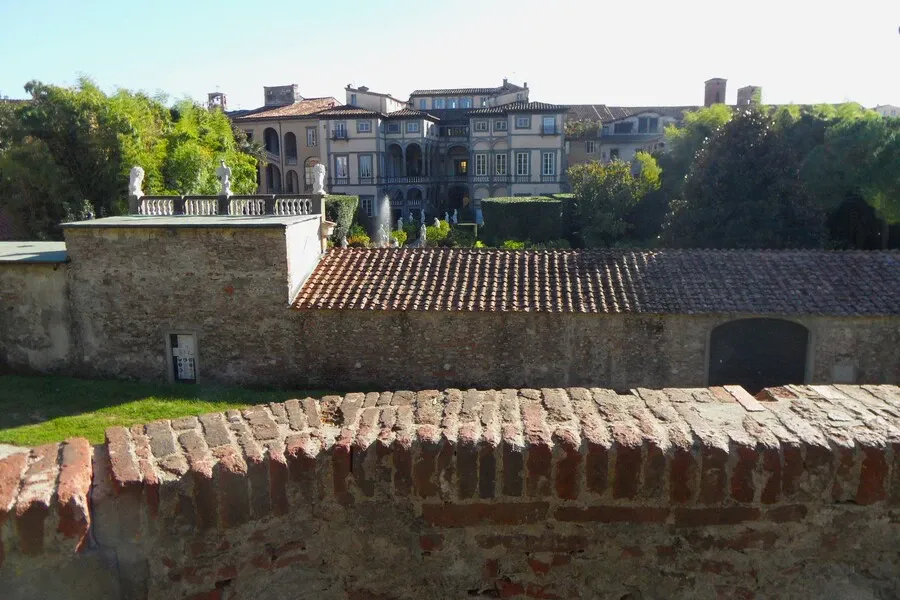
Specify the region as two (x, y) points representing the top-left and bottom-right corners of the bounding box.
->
(312, 164), (328, 195)
(128, 166), (145, 199)
(216, 160), (232, 197)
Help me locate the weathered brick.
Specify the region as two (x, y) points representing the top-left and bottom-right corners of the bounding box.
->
(422, 502), (548, 527)
(553, 428), (581, 500)
(673, 507), (760, 527)
(731, 446), (758, 503)
(554, 506), (669, 523)
(502, 443), (525, 497)
(242, 405), (280, 441)
(106, 427), (141, 492)
(479, 444), (497, 499)
(856, 446), (888, 505)
(56, 438), (92, 548)
(199, 413), (232, 448)
(211, 445), (250, 528)
(15, 443), (60, 555)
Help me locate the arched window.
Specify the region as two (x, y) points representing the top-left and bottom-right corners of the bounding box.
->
(709, 319), (809, 393)
(284, 132), (298, 164)
(265, 164), (282, 193)
(286, 170), (299, 193)
(263, 128), (279, 156)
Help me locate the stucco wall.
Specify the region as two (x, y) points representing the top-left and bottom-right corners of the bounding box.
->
(288, 311), (900, 391)
(0, 262), (72, 372)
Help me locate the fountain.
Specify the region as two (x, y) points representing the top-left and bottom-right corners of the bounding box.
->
(375, 195), (392, 248)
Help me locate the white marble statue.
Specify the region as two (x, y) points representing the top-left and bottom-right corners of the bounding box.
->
(312, 163), (328, 195)
(377, 224), (388, 248)
(216, 160), (232, 197)
(420, 211), (425, 225)
(444, 211), (449, 222)
(339, 236), (348, 248)
(397, 216), (404, 231)
(420, 222), (427, 244)
(128, 166), (145, 199)
(451, 209), (458, 224)
(433, 217), (440, 227)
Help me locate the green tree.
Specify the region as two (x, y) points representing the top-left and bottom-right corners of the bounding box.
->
(567, 153), (661, 247)
(0, 78), (259, 239)
(662, 109), (826, 249)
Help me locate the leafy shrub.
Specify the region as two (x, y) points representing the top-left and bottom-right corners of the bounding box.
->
(390, 229), (407, 246)
(501, 240), (526, 249)
(348, 223), (367, 237)
(447, 226), (476, 248)
(346, 234), (370, 248)
(426, 219), (451, 244)
(528, 239), (571, 250)
(480, 197), (566, 245)
(325, 195), (359, 243)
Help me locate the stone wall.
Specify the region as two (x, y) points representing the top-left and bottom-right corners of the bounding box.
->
(2, 384), (900, 599)
(0, 262), (72, 372)
(289, 310), (900, 391)
(63, 219), (318, 385)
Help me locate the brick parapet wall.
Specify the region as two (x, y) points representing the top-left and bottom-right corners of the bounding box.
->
(3, 384), (900, 599)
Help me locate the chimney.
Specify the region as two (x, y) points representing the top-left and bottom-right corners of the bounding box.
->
(503, 78), (508, 87)
(704, 78), (727, 107)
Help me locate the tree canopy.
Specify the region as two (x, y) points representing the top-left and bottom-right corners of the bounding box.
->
(0, 78), (259, 239)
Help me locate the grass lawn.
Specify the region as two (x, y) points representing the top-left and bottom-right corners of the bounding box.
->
(0, 375), (330, 447)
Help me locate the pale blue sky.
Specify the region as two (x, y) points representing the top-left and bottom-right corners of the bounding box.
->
(1, 0), (898, 109)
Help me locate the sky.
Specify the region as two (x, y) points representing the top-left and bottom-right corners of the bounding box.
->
(1, 0), (898, 110)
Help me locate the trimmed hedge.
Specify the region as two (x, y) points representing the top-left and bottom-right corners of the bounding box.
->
(325, 195), (359, 242)
(480, 197), (566, 245)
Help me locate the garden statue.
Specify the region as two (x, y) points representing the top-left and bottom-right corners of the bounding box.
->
(376, 224), (388, 247)
(216, 160), (232, 197)
(339, 236), (348, 248)
(128, 166), (145, 199)
(433, 217), (440, 227)
(390, 236), (399, 248)
(444, 211), (449, 222)
(312, 163), (327, 195)
(420, 222), (427, 245)
(397, 216), (403, 231)
(420, 211), (425, 225)
(451, 209), (458, 224)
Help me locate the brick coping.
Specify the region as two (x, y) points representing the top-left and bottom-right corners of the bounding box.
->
(2, 384), (899, 563)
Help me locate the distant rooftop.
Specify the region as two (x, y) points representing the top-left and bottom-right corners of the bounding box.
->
(0, 241), (68, 263)
(409, 80), (527, 98)
(229, 97), (339, 121)
(468, 101), (568, 116)
(567, 104), (701, 125)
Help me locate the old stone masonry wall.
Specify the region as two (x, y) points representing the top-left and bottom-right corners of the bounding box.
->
(3, 384), (900, 599)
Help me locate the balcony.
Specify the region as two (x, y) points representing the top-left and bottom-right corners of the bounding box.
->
(540, 174), (560, 183)
(513, 175), (532, 183)
(358, 176), (374, 185)
(265, 149), (280, 163)
(285, 156), (298, 166)
(331, 177), (349, 186)
(541, 126), (559, 136)
(331, 130), (349, 141)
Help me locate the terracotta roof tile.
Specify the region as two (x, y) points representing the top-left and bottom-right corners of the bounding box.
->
(294, 249), (900, 316)
(312, 104), (383, 119)
(231, 97), (339, 121)
(384, 108), (439, 121)
(468, 101), (567, 116)
(567, 104), (700, 124)
(409, 83), (526, 97)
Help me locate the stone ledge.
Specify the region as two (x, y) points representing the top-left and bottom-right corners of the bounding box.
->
(2, 384), (900, 564)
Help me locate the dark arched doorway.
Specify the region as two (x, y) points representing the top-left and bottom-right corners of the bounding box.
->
(709, 318), (809, 393)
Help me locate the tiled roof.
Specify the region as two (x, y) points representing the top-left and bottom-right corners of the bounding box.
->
(409, 82), (526, 97)
(383, 108), (439, 121)
(311, 105), (384, 119)
(294, 249), (900, 316)
(567, 104), (700, 124)
(467, 101), (568, 116)
(230, 97), (339, 121)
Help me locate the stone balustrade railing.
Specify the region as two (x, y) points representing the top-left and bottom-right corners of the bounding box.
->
(131, 194), (323, 217)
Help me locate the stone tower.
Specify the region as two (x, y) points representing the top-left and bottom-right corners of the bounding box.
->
(704, 78), (727, 107)
(737, 85), (762, 106)
(207, 92), (227, 111)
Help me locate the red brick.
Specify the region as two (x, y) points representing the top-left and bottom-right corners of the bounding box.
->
(216, 565), (237, 579)
(670, 447), (697, 504)
(759, 448), (781, 504)
(193, 470), (218, 531)
(584, 442), (608, 497)
(699, 447), (728, 504)
(15, 502), (48, 556)
(498, 580), (526, 598)
(269, 452), (289, 516)
(212, 446), (249, 528)
(526, 443), (552, 497)
(641, 443), (666, 500)
(413, 441), (440, 498)
(524, 583), (563, 599)
(475, 533), (589, 553)
(856, 446), (888, 505)
(831, 446), (855, 501)
(554, 505), (669, 523)
(457, 442), (478, 499)
(274, 553), (309, 568)
(781, 444), (804, 498)
(185, 590), (222, 600)
(890, 442), (900, 505)
(479, 445), (497, 499)
(621, 546), (643, 558)
(731, 446), (758, 503)
(701, 560), (734, 574)
(553, 431), (581, 500)
(765, 504), (808, 523)
(502, 444), (525, 497)
(0, 452), (27, 512)
(613, 445), (641, 499)
(394, 441), (413, 497)
(483, 558), (499, 579)
(656, 545), (676, 558)
(106, 427), (141, 492)
(674, 507), (760, 527)
(422, 502), (548, 527)
(56, 438), (92, 549)
(419, 533), (443, 552)
(528, 558), (551, 575)
(332, 435), (353, 505)
(285, 434), (319, 501)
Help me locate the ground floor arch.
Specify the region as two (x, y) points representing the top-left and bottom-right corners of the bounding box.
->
(708, 318), (809, 393)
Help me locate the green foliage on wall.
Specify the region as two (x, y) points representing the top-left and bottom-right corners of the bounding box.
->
(0, 77), (260, 239)
(325, 195), (359, 243)
(480, 197), (565, 246)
